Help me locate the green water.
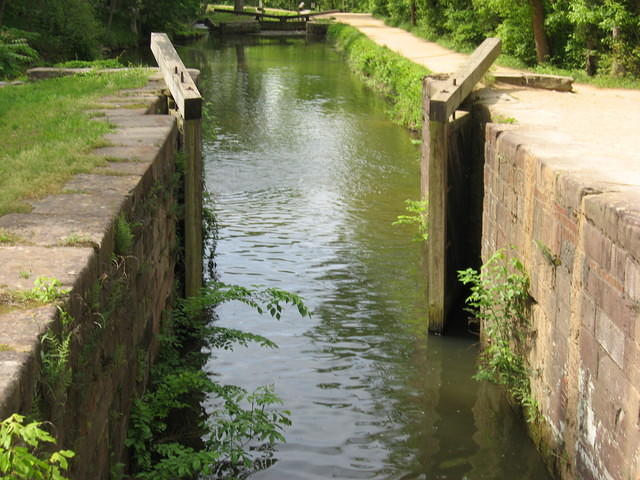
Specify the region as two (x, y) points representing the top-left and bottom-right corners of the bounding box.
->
(178, 35), (551, 480)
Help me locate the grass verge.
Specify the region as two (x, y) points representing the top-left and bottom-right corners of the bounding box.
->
(0, 69), (150, 216)
(327, 23), (429, 131)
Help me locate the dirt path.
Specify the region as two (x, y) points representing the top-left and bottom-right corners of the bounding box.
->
(329, 13), (640, 187)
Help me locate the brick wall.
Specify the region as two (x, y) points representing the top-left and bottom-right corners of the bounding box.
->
(482, 122), (640, 480)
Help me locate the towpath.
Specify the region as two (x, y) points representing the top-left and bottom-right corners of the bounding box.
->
(328, 13), (640, 187)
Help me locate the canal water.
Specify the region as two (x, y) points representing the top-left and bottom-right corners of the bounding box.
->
(179, 36), (551, 479)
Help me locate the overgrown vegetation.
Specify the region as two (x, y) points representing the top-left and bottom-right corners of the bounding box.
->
(114, 214), (134, 256)
(458, 249), (540, 422)
(364, 0), (640, 84)
(0, 27), (38, 78)
(0, 0), (207, 70)
(0, 69), (149, 215)
(0, 413), (74, 480)
(392, 199), (428, 241)
(20, 277), (69, 304)
(38, 308), (74, 411)
(126, 282), (310, 479)
(327, 23), (429, 130)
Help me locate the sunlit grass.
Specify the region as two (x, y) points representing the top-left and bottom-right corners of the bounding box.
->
(0, 69), (150, 215)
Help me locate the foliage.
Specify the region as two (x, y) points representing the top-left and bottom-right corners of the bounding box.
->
(0, 69), (149, 215)
(21, 277), (69, 304)
(392, 199), (428, 241)
(0, 413), (75, 480)
(4, 0), (101, 61)
(328, 23), (429, 130)
(0, 28), (38, 79)
(1, 0), (204, 65)
(39, 308), (74, 408)
(114, 214), (134, 256)
(458, 250), (539, 422)
(54, 59), (124, 69)
(127, 282), (310, 479)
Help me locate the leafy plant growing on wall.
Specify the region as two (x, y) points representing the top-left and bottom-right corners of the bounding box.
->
(458, 249), (539, 422)
(392, 199), (428, 242)
(127, 282), (310, 479)
(39, 308), (74, 409)
(21, 277), (69, 304)
(0, 413), (74, 479)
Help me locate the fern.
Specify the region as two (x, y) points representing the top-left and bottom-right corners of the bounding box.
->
(0, 28), (38, 79)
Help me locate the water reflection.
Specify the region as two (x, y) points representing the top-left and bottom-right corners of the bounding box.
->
(179, 36), (550, 479)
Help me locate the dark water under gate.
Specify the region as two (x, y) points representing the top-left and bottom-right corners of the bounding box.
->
(177, 35), (551, 480)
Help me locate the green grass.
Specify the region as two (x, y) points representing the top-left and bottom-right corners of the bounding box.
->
(0, 69), (150, 215)
(328, 23), (430, 131)
(54, 59), (124, 69)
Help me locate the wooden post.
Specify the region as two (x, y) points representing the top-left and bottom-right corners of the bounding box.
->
(421, 38), (501, 334)
(151, 33), (203, 298)
(423, 77), (448, 334)
(183, 118), (203, 298)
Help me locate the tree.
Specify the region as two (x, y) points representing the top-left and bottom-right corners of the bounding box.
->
(0, 0), (8, 27)
(529, 0), (550, 62)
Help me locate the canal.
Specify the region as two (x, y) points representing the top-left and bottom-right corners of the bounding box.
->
(179, 35), (551, 479)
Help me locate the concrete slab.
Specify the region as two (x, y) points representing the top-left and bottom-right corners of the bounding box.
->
(92, 162), (150, 177)
(91, 145), (160, 163)
(30, 193), (125, 218)
(0, 305), (56, 352)
(64, 174), (140, 196)
(0, 213), (111, 247)
(0, 246), (94, 292)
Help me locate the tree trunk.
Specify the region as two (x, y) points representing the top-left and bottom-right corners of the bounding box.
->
(234, 0), (244, 13)
(0, 0), (8, 27)
(529, 0), (550, 63)
(610, 26), (625, 76)
(107, 0), (118, 34)
(130, 6), (139, 35)
(410, 0), (416, 26)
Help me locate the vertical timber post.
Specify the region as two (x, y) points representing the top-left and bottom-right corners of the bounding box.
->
(422, 77), (448, 334)
(151, 32), (204, 299)
(183, 118), (203, 298)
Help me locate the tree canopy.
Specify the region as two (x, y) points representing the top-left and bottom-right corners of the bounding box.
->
(0, 0), (205, 63)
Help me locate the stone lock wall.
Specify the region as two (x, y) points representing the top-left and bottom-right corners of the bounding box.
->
(482, 122), (640, 480)
(0, 71), (183, 479)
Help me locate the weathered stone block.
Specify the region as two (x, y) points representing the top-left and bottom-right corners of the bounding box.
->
(582, 220), (612, 272)
(625, 256), (640, 303)
(595, 308), (625, 368)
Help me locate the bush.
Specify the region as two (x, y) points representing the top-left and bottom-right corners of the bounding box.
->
(4, 0), (101, 61)
(0, 413), (75, 479)
(0, 28), (38, 79)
